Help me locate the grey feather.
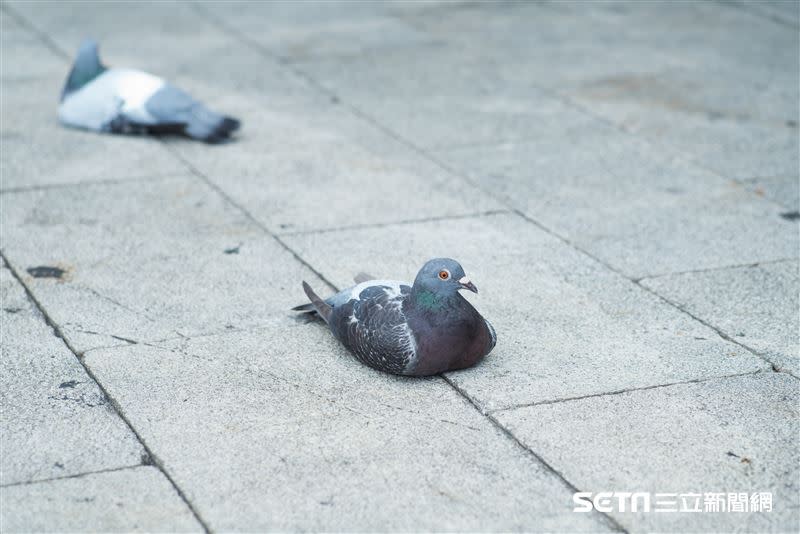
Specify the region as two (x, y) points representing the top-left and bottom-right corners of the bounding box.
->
(302, 281), (332, 323)
(145, 85), (240, 142)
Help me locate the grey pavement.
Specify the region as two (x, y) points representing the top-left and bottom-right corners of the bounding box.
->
(1, 1), (798, 533)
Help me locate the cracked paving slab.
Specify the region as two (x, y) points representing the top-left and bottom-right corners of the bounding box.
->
(0, 176), (323, 353)
(0, 266), (143, 486)
(641, 260), (800, 377)
(82, 325), (614, 532)
(494, 373), (800, 532)
(283, 212), (769, 411)
(0, 466), (202, 532)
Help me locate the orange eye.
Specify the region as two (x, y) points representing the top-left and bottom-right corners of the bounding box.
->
(438, 270), (450, 280)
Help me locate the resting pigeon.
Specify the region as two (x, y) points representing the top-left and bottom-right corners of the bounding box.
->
(58, 39), (240, 143)
(295, 258), (496, 376)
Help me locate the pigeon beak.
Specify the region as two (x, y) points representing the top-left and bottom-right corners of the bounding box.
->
(458, 276), (478, 293)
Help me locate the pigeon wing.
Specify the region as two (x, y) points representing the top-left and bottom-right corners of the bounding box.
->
(145, 84), (240, 143)
(329, 283), (416, 375)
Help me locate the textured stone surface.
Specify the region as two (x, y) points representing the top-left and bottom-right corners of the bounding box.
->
(164, 101), (504, 235)
(2, 1), (798, 531)
(284, 213), (770, 411)
(642, 260), (800, 376)
(198, 0), (434, 61)
(83, 327), (613, 532)
(0, 177), (322, 353)
(741, 175), (800, 211)
(0, 266), (143, 486)
(495, 373), (800, 532)
(0, 467), (201, 532)
(434, 130), (798, 278)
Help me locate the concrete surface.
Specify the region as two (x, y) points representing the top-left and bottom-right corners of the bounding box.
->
(1, 1), (798, 532)
(82, 327), (613, 532)
(642, 260), (800, 377)
(1, 467), (201, 532)
(495, 373), (800, 532)
(0, 266), (143, 486)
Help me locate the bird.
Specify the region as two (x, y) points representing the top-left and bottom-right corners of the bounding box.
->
(294, 258), (496, 377)
(58, 38), (240, 143)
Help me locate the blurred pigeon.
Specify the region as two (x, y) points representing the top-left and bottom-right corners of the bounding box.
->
(58, 39), (240, 143)
(294, 258), (496, 376)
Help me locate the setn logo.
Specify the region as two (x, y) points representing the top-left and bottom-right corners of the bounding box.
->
(574, 492), (651, 513)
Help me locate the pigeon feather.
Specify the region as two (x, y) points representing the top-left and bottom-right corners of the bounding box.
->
(58, 38), (240, 143)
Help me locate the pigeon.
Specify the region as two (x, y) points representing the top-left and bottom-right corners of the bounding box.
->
(58, 39), (240, 143)
(294, 258), (496, 376)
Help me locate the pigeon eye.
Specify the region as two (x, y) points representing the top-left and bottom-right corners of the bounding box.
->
(438, 270), (450, 280)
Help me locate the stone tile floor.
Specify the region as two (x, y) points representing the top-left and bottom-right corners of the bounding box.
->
(0, 1), (797, 532)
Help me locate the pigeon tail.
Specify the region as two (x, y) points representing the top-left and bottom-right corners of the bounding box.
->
(184, 114), (240, 143)
(183, 105), (241, 143)
(301, 281), (333, 323)
(291, 302), (316, 313)
(61, 38), (106, 100)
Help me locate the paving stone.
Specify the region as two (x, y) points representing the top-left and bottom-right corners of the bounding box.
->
(165, 99), (504, 235)
(494, 373), (800, 532)
(727, 0), (800, 28)
(5, 0), (310, 102)
(293, 44), (604, 150)
(438, 126), (796, 275)
(0, 466), (201, 532)
(642, 261), (799, 376)
(83, 326), (613, 532)
(556, 4), (799, 180)
(0, 176), (321, 353)
(0, 9), (65, 79)
(0, 266), (143, 486)
(289, 2), (689, 150)
(307, 1), (799, 178)
(741, 175), (800, 211)
(390, 0), (688, 91)
(1, 91), (185, 190)
(10, 1), (501, 233)
(283, 212), (769, 411)
(566, 78), (799, 181)
(198, 0), (434, 61)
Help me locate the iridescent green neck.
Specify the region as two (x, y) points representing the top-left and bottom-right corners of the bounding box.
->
(413, 289), (446, 310)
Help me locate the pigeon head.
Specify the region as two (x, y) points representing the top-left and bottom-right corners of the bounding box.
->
(413, 258), (478, 295)
(61, 38), (106, 100)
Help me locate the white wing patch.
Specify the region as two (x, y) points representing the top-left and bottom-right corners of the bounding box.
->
(346, 279), (405, 302)
(400, 321), (418, 374)
(58, 68), (165, 130)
